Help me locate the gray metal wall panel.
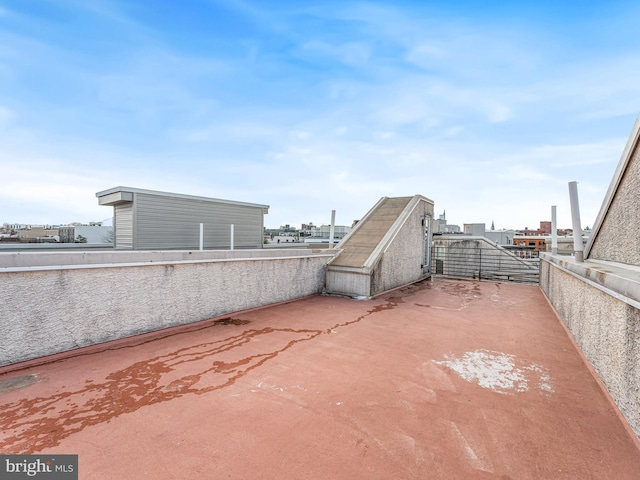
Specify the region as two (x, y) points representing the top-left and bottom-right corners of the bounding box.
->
(134, 193), (264, 249)
(115, 203), (133, 250)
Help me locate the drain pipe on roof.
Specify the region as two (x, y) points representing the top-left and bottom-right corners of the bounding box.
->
(329, 210), (336, 247)
(199, 223), (204, 251)
(551, 205), (558, 255)
(568, 181), (584, 262)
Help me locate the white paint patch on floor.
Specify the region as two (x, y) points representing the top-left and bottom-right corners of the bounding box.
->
(433, 350), (554, 395)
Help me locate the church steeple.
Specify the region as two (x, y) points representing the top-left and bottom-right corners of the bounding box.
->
(491, 220), (495, 231)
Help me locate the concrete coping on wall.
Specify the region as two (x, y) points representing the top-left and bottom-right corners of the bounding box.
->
(0, 248), (338, 273)
(540, 252), (640, 309)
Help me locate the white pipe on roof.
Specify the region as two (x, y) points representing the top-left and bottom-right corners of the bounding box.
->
(329, 210), (336, 247)
(568, 182), (584, 262)
(551, 205), (558, 255)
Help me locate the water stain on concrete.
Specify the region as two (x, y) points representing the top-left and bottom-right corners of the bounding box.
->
(413, 281), (487, 311)
(414, 302), (469, 312)
(0, 326), (321, 453)
(434, 281), (484, 299)
(325, 298), (399, 333)
(0, 298), (399, 453)
(212, 317), (251, 326)
(379, 279), (431, 299)
(0, 374), (40, 394)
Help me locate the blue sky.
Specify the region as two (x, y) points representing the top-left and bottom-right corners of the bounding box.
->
(1, 1), (639, 229)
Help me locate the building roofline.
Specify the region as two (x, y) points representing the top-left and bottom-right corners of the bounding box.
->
(95, 186), (270, 211)
(585, 114), (640, 259)
(513, 235), (551, 240)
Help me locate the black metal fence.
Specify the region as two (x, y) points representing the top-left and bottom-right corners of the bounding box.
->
(432, 242), (540, 284)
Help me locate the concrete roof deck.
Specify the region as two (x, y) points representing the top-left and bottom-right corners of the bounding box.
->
(1, 279), (640, 479)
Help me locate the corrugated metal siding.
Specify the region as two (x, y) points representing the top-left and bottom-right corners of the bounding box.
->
(134, 193), (264, 249)
(115, 203), (133, 250)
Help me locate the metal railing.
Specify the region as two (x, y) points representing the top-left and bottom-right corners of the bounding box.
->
(432, 244), (540, 284)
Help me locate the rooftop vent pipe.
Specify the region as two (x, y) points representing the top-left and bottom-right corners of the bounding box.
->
(568, 181), (584, 262)
(329, 210), (336, 247)
(551, 205), (558, 255)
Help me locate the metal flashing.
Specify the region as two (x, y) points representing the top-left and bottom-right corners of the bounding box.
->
(96, 186), (270, 212)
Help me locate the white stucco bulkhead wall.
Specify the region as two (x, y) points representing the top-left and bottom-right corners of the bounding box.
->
(326, 195), (434, 298)
(325, 266), (372, 298)
(371, 198), (433, 296)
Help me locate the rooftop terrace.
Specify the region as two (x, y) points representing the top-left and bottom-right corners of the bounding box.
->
(1, 278), (639, 479)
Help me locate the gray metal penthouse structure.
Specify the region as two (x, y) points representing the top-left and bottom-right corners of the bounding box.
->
(96, 186), (269, 250)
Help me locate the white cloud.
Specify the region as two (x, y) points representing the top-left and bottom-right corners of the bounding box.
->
(497, 165), (550, 182)
(298, 41), (372, 67)
(405, 42), (448, 64)
(489, 140), (624, 174)
(1, 0), (638, 232)
(0, 105), (13, 121)
(177, 121), (281, 143)
(528, 55), (640, 121)
(0, 161), (113, 223)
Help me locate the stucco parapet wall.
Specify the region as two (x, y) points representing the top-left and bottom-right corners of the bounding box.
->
(0, 248), (337, 272)
(541, 252), (640, 308)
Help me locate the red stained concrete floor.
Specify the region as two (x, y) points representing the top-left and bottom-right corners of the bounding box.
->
(1, 279), (640, 479)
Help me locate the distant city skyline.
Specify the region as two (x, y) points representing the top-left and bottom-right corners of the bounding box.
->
(1, 1), (639, 230)
(1, 214), (584, 232)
